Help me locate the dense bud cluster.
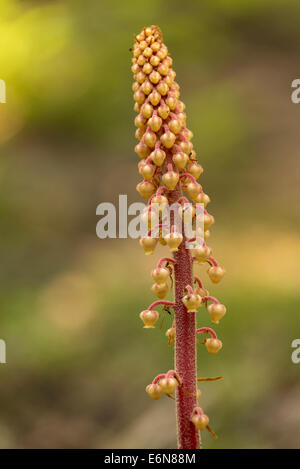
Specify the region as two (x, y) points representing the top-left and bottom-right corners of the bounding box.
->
(132, 27), (206, 218)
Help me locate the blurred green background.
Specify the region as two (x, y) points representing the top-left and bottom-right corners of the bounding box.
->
(0, 0), (299, 449)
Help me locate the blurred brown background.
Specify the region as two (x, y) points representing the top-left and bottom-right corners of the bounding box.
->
(0, 0), (299, 448)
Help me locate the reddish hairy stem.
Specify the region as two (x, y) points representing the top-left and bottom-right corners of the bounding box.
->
(194, 277), (203, 289)
(166, 369), (182, 385)
(202, 296), (219, 305)
(177, 196), (190, 204)
(168, 176), (200, 450)
(152, 373), (166, 384)
(197, 327), (217, 339)
(207, 256), (218, 267)
(179, 173), (197, 184)
(185, 284), (194, 295)
(192, 406), (204, 416)
(148, 300), (174, 311)
(157, 257), (175, 268)
(155, 186), (167, 196)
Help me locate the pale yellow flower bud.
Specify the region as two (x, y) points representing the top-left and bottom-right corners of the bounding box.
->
(151, 267), (169, 285)
(159, 377), (177, 394)
(151, 282), (169, 299)
(140, 309), (159, 328)
(207, 303), (226, 324)
(205, 338), (222, 354)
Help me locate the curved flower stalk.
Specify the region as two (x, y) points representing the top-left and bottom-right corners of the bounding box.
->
(131, 25), (226, 449)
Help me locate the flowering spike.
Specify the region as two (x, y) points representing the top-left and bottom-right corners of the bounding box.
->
(131, 25), (226, 449)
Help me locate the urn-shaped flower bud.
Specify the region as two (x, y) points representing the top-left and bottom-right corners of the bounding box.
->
(204, 213), (214, 230)
(179, 140), (192, 154)
(168, 118), (182, 134)
(151, 194), (168, 212)
(140, 309), (159, 328)
(135, 114), (146, 128)
(141, 103), (153, 118)
(150, 148), (166, 166)
(157, 63), (168, 76)
(150, 55), (160, 67)
(187, 162), (203, 179)
(173, 152), (188, 169)
(164, 231), (183, 252)
(166, 327), (175, 344)
(205, 338), (223, 354)
(191, 413), (209, 431)
(207, 266), (226, 283)
(148, 114), (162, 132)
(135, 142), (150, 159)
(157, 81), (169, 96)
(161, 130), (176, 149)
(177, 112), (186, 124)
(140, 162), (156, 180)
(144, 130), (157, 148)
(183, 129), (193, 140)
(148, 90), (161, 106)
(135, 128), (144, 140)
(186, 182), (202, 199)
(134, 90), (146, 105)
(207, 303), (226, 324)
(146, 383), (163, 400)
(132, 81), (140, 92)
(165, 95), (177, 110)
(136, 180), (156, 199)
(182, 292), (202, 312)
(159, 377), (178, 394)
(139, 236), (158, 255)
(149, 70), (161, 84)
(151, 267), (169, 285)
(195, 192), (210, 207)
(141, 79), (153, 95)
(162, 168), (179, 190)
(192, 245), (212, 262)
(151, 282), (169, 299)
(157, 102), (170, 119)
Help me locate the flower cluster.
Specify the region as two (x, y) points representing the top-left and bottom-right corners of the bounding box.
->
(131, 25), (227, 448)
(146, 369), (181, 400)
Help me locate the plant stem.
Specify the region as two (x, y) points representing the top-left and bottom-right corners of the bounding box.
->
(168, 177), (200, 449)
(173, 239), (200, 449)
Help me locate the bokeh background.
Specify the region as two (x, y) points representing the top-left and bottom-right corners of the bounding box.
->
(0, 0), (299, 449)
